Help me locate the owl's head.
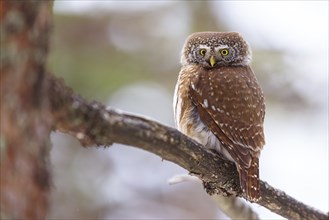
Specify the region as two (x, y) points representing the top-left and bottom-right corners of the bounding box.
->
(180, 32), (252, 68)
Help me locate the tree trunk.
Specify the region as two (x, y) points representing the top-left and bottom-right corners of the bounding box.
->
(0, 1), (53, 219)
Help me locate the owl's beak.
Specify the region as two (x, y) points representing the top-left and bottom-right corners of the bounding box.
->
(209, 56), (217, 67)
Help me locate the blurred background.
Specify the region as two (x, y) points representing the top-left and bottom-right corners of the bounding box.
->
(48, 1), (328, 219)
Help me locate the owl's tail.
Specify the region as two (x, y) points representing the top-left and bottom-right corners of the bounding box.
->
(238, 157), (261, 202)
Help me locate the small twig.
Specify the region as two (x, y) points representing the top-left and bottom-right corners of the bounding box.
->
(168, 174), (260, 220)
(168, 174), (201, 185)
(47, 73), (328, 220)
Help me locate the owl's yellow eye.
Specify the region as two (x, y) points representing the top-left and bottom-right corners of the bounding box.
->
(199, 49), (206, 56)
(220, 49), (229, 56)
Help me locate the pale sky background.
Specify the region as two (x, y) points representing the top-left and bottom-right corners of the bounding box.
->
(53, 1), (328, 219)
(54, 1), (328, 81)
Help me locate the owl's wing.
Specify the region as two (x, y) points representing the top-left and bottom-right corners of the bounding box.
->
(189, 66), (265, 201)
(189, 65), (265, 170)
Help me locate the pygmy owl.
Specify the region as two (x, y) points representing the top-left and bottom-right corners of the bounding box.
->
(173, 32), (265, 202)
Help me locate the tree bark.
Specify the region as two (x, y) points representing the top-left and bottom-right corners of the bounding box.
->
(0, 1), (53, 219)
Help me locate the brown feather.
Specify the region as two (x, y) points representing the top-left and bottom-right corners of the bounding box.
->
(174, 32), (266, 202)
(188, 64), (265, 201)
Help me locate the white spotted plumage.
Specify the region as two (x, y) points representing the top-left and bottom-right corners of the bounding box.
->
(174, 31), (266, 202)
(173, 74), (234, 161)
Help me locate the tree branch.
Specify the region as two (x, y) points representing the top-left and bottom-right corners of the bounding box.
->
(47, 73), (327, 220)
